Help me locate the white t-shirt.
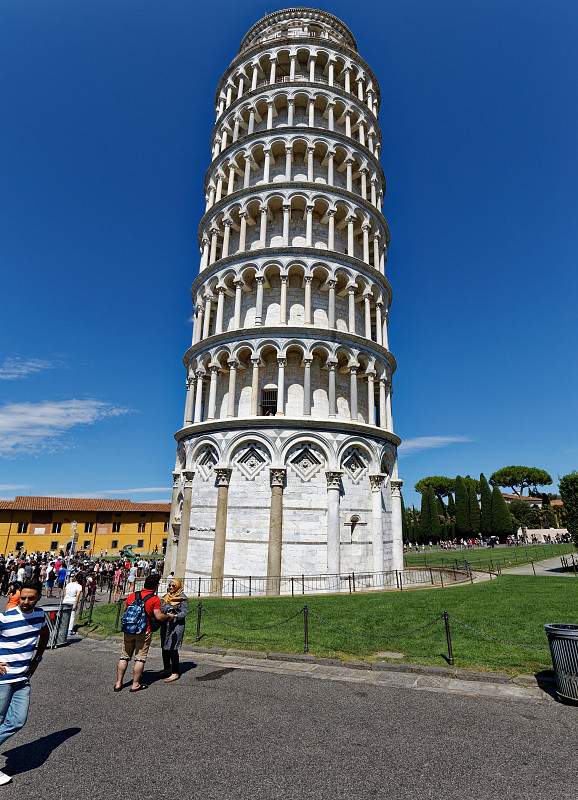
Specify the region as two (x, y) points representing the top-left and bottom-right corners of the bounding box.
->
(63, 581), (82, 605)
(16, 567), (25, 582)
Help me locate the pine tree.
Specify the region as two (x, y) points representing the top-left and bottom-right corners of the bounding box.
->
(454, 476), (470, 536)
(468, 482), (481, 534)
(479, 473), (493, 536)
(419, 486), (441, 541)
(491, 485), (513, 538)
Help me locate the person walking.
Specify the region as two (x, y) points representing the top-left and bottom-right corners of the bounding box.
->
(0, 581), (49, 785)
(5, 583), (22, 611)
(160, 578), (188, 683)
(114, 576), (175, 694)
(62, 575), (83, 638)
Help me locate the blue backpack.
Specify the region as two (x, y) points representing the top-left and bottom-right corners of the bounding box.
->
(121, 591), (149, 634)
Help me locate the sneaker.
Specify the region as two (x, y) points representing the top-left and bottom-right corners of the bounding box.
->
(0, 770), (12, 785)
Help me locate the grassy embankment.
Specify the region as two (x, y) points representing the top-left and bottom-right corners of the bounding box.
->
(88, 572), (578, 675)
(404, 542), (575, 571)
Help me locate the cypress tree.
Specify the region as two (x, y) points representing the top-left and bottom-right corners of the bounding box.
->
(454, 476), (470, 536)
(446, 493), (456, 518)
(491, 485), (513, 539)
(429, 486), (442, 540)
(468, 482), (481, 534)
(401, 494), (408, 542)
(419, 487), (432, 541)
(479, 473), (493, 536)
(436, 497), (446, 519)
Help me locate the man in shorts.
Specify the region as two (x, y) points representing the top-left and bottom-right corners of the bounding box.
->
(114, 575), (174, 693)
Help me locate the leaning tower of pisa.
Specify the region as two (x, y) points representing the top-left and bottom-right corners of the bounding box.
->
(166, 8), (404, 591)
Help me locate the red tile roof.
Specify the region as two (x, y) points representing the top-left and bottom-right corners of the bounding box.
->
(0, 496), (170, 513)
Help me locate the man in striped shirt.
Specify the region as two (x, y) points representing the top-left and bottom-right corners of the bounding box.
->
(0, 581), (49, 785)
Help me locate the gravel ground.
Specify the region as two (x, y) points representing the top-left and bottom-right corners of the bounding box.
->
(0, 636), (576, 799)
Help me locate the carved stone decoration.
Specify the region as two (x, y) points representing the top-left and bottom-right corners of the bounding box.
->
(174, 493), (184, 523)
(342, 446), (368, 484)
(325, 470), (343, 490)
(215, 467), (232, 487)
(172, 471), (180, 489)
(197, 446), (218, 481)
(270, 468), (286, 488)
(369, 473), (386, 492)
(176, 442), (186, 470)
(235, 444), (268, 481)
(390, 478), (403, 498)
(288, 444), (323, 482)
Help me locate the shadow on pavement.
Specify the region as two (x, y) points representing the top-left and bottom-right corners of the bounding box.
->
(534, 670), (557, 701)
(196, 667), (237, 682)
(3, 727), (81, 776)
(144, 659), (198, 685)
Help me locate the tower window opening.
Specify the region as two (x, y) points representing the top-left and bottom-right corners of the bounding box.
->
(260, 388), (277, 416)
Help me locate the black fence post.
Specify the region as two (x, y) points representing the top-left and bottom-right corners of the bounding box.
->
(303, 605), (309, 654)
(249, 576), (252, 596)
(291, 576), (294, 597)
(348, 574), (352, 594)
(198, 577), (201, 597)
(231, 577), (235, 599)
(399, 571), (403, 591)
(301, 574), (305, 595)
(469, 568), (474, 585)
(531, 560), (536, 576)
(443, 610), (454, 666)
(114, 598), (123, 632)
(440, 570), (444, 588)
(352, 572), (356, 592)
(195, 602), (203, 642)
(430, 568), (434, 585)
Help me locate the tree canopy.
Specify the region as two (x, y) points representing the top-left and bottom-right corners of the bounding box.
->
(489, 466), (552, 496)
(414, 476), (456, 501)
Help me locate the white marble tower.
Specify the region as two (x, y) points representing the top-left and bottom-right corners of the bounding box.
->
(166, 8), (403, 591)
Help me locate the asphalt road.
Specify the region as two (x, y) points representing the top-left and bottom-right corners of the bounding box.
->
(1, 637), (576, 799)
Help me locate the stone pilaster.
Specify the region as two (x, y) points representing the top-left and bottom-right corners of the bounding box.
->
(163, 471), (181, 577)
(266, 468), (286, 595)
(174, 470), (194, 580)
(325, 471), (342, 574)
(210, 468), (232, 595)
(369, 473), (386, 572)
(390, 478), (404, 571)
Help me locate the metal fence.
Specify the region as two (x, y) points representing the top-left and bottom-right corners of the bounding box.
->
(155, 566), (471, 599)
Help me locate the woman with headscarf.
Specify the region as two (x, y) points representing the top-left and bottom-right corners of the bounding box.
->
(160, 578), (188, 682)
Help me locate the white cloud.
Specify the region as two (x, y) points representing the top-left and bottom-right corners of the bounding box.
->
(0, 399), (128, 456)
(398, 435), (473, 455)
(0, 484), (31, 490)
(0, 357), (56, 380)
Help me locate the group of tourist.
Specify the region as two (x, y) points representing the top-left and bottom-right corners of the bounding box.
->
(404, 532), (571, 552)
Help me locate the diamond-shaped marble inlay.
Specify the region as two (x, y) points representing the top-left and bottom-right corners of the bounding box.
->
(197, 447), (218, 481)
(342, 448), (368, 484)
(289, 445), (322, 482)
(235, 445), (267, 481)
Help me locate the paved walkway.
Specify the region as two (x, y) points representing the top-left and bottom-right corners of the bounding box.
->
(0, 637), (575, 800)
(502, 556), (578, 577)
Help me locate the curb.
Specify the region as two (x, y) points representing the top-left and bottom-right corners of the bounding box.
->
(80, 629), (549, 688)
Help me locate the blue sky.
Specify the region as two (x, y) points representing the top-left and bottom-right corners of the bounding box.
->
(1, 0), (577, 506)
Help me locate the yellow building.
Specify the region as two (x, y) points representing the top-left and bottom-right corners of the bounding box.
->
(0, 496), (170, 556)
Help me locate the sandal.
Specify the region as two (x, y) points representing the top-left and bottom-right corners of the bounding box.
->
(129, 684), (148, 693)
(113, 686), (123, 693)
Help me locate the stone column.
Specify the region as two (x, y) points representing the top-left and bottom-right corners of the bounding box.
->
(259, 205), (268, 247)
(279, 275), (288, 324)
(348, 288), (356, 334)
(382, 309), (389, 349)
(184, 374), (195, 425)
(375, 301), (383, 345)
(305, 204), (313, 247)
(364, 294), (372, 339)
(390, 477), (404, 571)
(194, 371), (205, 422)
(287, 98), (294, 127)
(233, 279), (243, 328)
(282, 203), (291, 245)
(366, 372), (375, 425)
(362, 224), (370, 263)
(347, 216), (354, 257)
(226, 360), (237, 417)
(221, 220), (231, 258)
(369, 474), (386, 573)
(386, 383), (393, 430)
(379, 378), (387, 428)
(263, 147), (271, 183)
(285, 145), (293, 181)
(174, 470), (195, 580)
(250, 358), (260, 415)
(304, 276), (312, 324)
(266, 468), (286, 595)
(326, 471), (342, 575)
(202, 294), (212, 339)
(238, 211), (247, 250)
(276, 357), (286, 415)
(349, 366), (358, 421)
(327, 209), (335, 250)
(210, 468), (232, 595)
(255, 276), (264, 324)
(303, 358), (312, 416)
(307, 145), (315, 182)
(327, 280), (336, 328)
(163, 471), (181, 577)
(207, 366), (219, 420)
(328, 362), (337, 417)
(215, 287), (225, 334)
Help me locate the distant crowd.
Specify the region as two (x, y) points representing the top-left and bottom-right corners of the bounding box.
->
(404, 531), (572, 552)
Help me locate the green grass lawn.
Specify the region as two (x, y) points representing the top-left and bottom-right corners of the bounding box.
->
(404, 542), (575, 572)
(87, 574), (578, 675)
